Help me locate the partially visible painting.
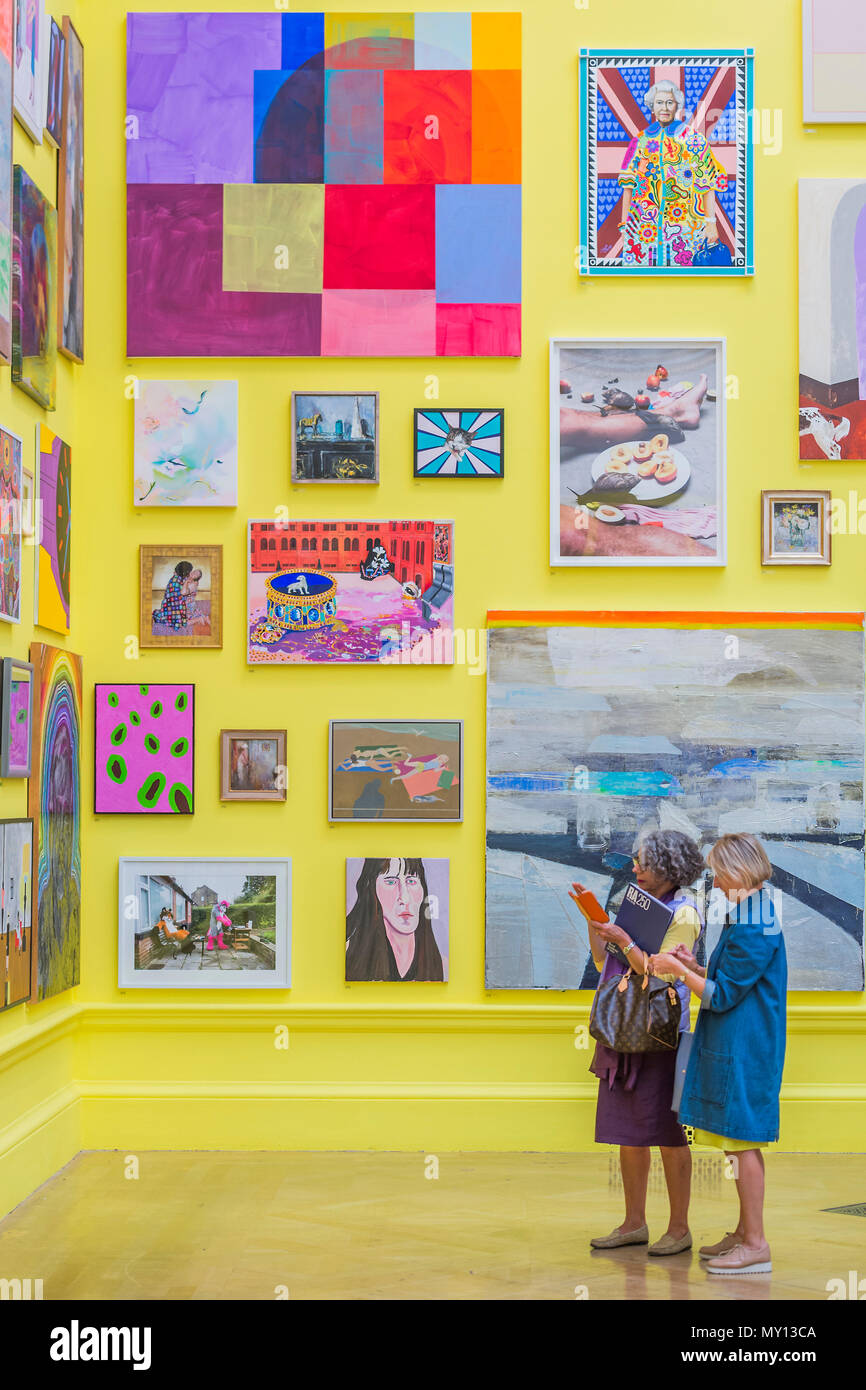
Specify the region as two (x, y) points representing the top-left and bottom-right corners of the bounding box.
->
(247, 520), (454, 665)
(57, 17), (83, 361)
(803, 0), (866, 123)
(0, 424), (22, 622)
(29, 643), (82, 1002)
(126, 11), (521, 357)
(0, 819), (33, 1009)
(95, 684), (194, 815)
(291, 392), (378, 482)
(762, 490), (831, 566)
(35, 424), (70, 634)
(579, 49), (754, 276)
(220, 729), (286, 802)
(486, 613), (865, 993)
(330, 719), (462, 822)
(12, 165), (56, 408)
(0, 0), (14, 362)
(1, 656), (32, 776)
(551, 339), (726, 566)
(346, 856), (449, 981)
(134, 381), (238, 507)
(13, 0), (45, 143)
(140, 544), (223, 649)
(414, 408), (504, 477)
(799, 179), (866, 460)
(44, 14), (63, 145)
(118, 857), (292, 989)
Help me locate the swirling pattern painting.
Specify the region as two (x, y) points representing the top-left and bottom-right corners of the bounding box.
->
(28, 643), (82, 1001)
(94, 684), (194, 814)
(36, 424), (71, 633)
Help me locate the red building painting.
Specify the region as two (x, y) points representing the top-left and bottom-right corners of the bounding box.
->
(250, 521), (449, 590)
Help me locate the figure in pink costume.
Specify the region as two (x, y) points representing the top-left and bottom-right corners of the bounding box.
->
(206, 899), (232, 952)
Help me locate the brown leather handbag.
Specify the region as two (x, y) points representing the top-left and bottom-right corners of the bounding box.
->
(589, 953), (682, 1053)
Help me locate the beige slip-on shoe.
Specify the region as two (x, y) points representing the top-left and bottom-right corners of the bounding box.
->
(699, 1232), (740, 1260)
(590, 1224), (649, 1249)
(648, 1230), (692, 1256)
(706, 1241), (772, 1275)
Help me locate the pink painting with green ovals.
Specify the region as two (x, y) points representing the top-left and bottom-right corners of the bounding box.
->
(7, 670), (31, 771)
(94, 683), (194, 815)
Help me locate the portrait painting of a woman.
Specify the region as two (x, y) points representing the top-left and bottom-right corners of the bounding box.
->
(345, 857), (449, 982)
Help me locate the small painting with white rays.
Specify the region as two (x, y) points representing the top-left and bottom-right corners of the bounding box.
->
(414, 408), (504, 477)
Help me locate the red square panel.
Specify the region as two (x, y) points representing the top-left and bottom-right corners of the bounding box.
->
(324, 185), (436, 289)
(436, 302), (521, 356)
(383, 71), (471, 184)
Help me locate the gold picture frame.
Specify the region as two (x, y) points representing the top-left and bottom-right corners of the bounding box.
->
(220, 729), (287, 802)
(140, 544), (223, 648)
(761, 490), (831, 567)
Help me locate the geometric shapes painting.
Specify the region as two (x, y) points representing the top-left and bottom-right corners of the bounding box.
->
(0, 1), (13, 362)
(291, 392), (378, 482)
(486, 612), (865, 992)
(140, 543), (223, 649)
(126, 12), (521, 356)
(247, 519), (454, 665)
(12, 165), (57, 408)
(0, 423), (22, 622)
(0, 818), (34, 1009)
(35, 424), (70, 633)
(578, 48), (754, 276)
(329, 719), (462, 821)
(28, 643), (82, 1001)
(94, 684), (195, 815)
(12, 0), (45, 142)
(57, 17), (84, 361)
(799, 179), (866, 460)
(551, 339), (726, 565)
(346, 856), (449, 980)
(414, 408), (504, 476)
(803, 0), (866, 122)
(133, 381), (238, 506)
(117, 857), (292, 989)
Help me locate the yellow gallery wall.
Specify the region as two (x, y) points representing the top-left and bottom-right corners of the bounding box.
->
(1, 0), (865, 1218)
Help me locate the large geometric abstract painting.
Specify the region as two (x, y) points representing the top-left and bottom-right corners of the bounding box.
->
(486, 611), (865, 993)
(126, 12), (522, 357)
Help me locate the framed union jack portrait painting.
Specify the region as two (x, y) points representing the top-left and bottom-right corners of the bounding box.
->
(579, 49), (755, 277)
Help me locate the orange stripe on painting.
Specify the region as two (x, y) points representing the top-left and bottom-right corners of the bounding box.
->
(471, 70), (521, 184)
(487, 610), (864, 628)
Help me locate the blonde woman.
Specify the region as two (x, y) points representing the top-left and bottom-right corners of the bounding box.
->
(651, 833), (787, 1275)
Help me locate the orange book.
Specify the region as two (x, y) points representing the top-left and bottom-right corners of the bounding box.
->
(569, 885), (609, 923)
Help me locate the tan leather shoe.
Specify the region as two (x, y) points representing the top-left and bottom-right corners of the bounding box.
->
(590, 1224), (649, 1249)
(648, 1230), (692, 1256)
(706, 1241), (772, 1275)
(699, 1232), (740, 1260)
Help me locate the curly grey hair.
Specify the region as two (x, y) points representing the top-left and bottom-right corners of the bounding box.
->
(644, 80), (685, 114)
(636, 829), (705, 890)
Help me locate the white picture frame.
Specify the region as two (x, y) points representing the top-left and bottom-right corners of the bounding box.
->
(118, 857), (291, 990)
(803, 0), (866, 124)
(550, 337), (727, 568)
(13, 0), (47, 143)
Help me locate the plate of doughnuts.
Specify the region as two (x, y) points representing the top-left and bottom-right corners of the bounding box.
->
(590, 433), (690, 503)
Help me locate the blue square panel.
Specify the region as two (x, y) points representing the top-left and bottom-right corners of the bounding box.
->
(414, 12), (472, 69)
(435, 185), (521, 303)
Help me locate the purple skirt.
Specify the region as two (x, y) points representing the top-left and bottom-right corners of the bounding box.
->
(592, 1044), (687, 1148)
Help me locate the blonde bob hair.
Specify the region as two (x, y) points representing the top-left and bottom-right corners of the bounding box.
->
(707, 833), (772, 890)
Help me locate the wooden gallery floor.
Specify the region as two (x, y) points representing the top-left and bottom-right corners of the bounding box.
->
(0, 1151), (862, 1300)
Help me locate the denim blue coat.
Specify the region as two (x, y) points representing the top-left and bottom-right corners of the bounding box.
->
(678, 889), (787, 1143)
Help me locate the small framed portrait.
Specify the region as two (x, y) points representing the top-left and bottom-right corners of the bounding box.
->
(414, 409), (504, 477)
(140, 544), (223, 648)
(220, 729), (287, 802)
(1, 658), (34, 777)
(291, 392), (378, 482)
(761, 490), (831, 566)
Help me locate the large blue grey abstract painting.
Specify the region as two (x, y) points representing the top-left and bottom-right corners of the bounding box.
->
(486, 618), (865, 992)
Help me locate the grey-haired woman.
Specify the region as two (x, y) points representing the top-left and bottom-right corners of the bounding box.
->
(572, 829), (706, 1256)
